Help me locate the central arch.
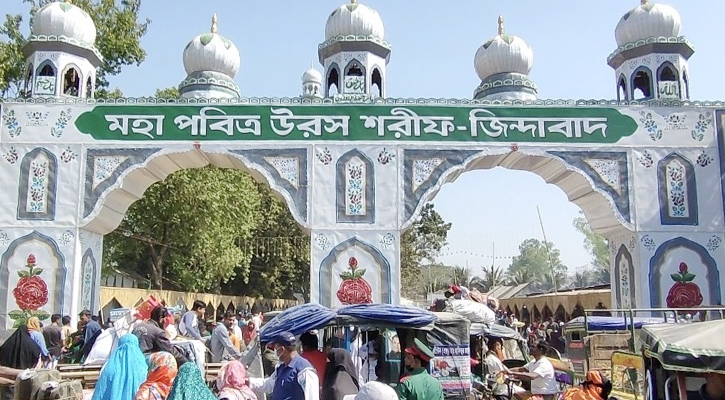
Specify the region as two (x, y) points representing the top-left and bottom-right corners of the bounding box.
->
(401, 149), (632, 236)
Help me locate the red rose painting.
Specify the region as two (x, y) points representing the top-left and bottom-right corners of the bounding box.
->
(336, 257), (373, 305)
(666, 262), (704, 312)
(9, 254), (50, 327)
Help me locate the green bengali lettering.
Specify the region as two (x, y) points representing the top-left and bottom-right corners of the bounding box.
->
(73, 104), (638, 143)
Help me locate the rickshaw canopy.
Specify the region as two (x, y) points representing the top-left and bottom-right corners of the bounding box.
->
(259, 303), (437, 342)
(641, 319), (725, 374)
(470, 322), (527, 344)
(564, 316), (664, 332)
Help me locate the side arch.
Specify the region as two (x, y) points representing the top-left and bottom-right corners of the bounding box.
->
(81, 148), (310, 235)
(402, 149), (632, 236)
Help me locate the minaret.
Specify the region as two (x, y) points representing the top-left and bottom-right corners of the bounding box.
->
(301, 65), (323, 99)
(319, 0), (390, 99)
(473, 15), (537, 101)
(22, 0), (102, 98)
(180, 14), (241, 99)
(609, 0), (693, 101)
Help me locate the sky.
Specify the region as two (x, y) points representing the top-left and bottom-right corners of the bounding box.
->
(6, 0), (725, 279)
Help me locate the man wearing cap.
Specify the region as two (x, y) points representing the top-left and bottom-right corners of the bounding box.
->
(248, 331), (320, 400)
(397, 338), (444, 400)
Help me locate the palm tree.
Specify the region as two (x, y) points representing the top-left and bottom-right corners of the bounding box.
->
(507, 268), (533, 286)
(482, 265), (507, 290)
(450, 266), (471, 287)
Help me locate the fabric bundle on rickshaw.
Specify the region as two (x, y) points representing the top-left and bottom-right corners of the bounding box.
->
(449, 300), (496, 325)
(641, 319), (725, 373)
(259, 303), (337, 343)
(337, 304), (437, 327)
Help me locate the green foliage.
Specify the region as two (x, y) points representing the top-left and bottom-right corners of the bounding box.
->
(0, 0), (149, 97)
(507, 238), (568, 292)
(400, 203), (452, 298)
(478, 265), (506, 291)
(154, 86), (180, 99)
(573, 213), (610, 284)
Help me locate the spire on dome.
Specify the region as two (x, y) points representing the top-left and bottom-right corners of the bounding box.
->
(211, 14), (218, 34)
(640, 0), (648, 4)
(351, 0), (357, 4)
(498, 15), (505, 36)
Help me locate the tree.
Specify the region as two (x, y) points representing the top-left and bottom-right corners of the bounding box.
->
(479, 265), (506, 291)
(400, 203), (452, 298)
(573, 213), (611, 284)
(154, 87), (179, 99)
(507, 238), (568, 292)
(0, 0), (149, 97)
(104, 166), (265, 292)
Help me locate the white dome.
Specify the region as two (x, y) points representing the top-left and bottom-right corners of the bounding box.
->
(615, 1), (682, 46)
(302, 67), (322, 83)
(31, 1), (97, 44)
(183, 17), (240, 77)
(474, 34), (534, 81)
(325, 1), (385, 40)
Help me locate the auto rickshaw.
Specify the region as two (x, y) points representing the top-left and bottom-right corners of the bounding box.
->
(640, 319), (725, 400)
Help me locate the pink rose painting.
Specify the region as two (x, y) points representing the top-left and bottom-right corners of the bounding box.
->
(9, 254), (50, 327)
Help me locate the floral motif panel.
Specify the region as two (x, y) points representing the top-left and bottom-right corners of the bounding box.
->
(657, 153), (698, 225)
(345, 157), (366, 216)
(584, 159), (621, 194)
(26, 154), (50, 214)
(665, 159), (688, 218)
(92, 156), (128, 190)
(412, 159), (443, 192)
(336, 149), (375, 224)
(619, 257), (631, 309)
(81, 255), (94, 310)
(263, 157), (300, 189)
(17, 148), (58, 221)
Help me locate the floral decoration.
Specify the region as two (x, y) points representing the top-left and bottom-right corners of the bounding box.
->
(0, 230), (9, 246)
(60, 146), (77, 163)
(3, 147), (19, 164)
(58, 230), (74, 246)
(50, 108), (72, 138)
(316, 147), (332, 165)
(664, 114), (687, 130)
(707, 235), (722, 252)
(639, 111), (662, 142)
(380, 233), (395, 250)
(314, 233), (331, 250)
(337, 257), (373, 305)
(10, 254), (50, 327)
(377, 148), (394, 165)
(510, 143), (519, 152)
(25, 111), (49, 127)
(666, 160), (687, 217)
(691, 112), (712, 142)
(28, 156), (49, 213)
(641, 235), (656, 251)
(2, 109), (22, 138)
(696, 150), (713, 167)
(637, 150), (653, 168)
(666, 262), (703, 312)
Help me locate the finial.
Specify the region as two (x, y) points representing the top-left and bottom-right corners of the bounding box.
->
(211, 13), (218, 34)
(64, 0), (72, 3)
(640, 0), (648, 4)
(351, 0), (357, 4)
(497, 15), (504, 36)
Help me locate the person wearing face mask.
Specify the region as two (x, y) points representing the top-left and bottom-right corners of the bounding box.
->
(248, 331), (320, 400)
(397, 338), (443, 400)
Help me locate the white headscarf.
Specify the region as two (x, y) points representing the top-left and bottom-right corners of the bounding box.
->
(343, 381), (398, 400)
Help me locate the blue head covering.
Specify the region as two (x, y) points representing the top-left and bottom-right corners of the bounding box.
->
(92, 333), (149, 400)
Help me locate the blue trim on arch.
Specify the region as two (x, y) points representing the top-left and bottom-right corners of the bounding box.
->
(318, 236), (391, 307)
(402, 149), (479, 225)
(649, 237), (720, 308)
(0, 231), (67, 330)
(336, 149), (375, 224)
(548, 151), (631, 223)
(716, 110), (725, 224)
(17, 148), (58, 221)
(657, 153), (698, 226)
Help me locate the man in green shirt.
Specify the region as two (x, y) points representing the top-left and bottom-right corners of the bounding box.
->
(397, 338), (444, 400)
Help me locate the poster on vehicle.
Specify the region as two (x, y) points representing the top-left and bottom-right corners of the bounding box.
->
(429, 345), (471, 392)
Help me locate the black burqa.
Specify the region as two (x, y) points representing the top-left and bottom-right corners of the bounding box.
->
(0, 325), (40, 369)
(322, 349), (359, 400)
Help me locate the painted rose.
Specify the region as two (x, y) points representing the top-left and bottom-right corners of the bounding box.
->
(12, 253), (49, 311)
(13, 276), (49, 310)
(337, 256), (373, 305)
(666, 262), (703, 310)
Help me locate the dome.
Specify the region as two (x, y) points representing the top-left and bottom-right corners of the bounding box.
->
(615, 0), (682, 46)
(31, 1), (97, 44)
(302, 67), (322, 83)
(182, 15), (241, 78)
(474, 16), (534, 81)
(325, 1), (385, 41)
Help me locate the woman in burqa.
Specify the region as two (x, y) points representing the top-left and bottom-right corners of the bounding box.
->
(92, 334), (149, 400)
(322, 349), (359, 400)
(0, 325), (41, 370)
